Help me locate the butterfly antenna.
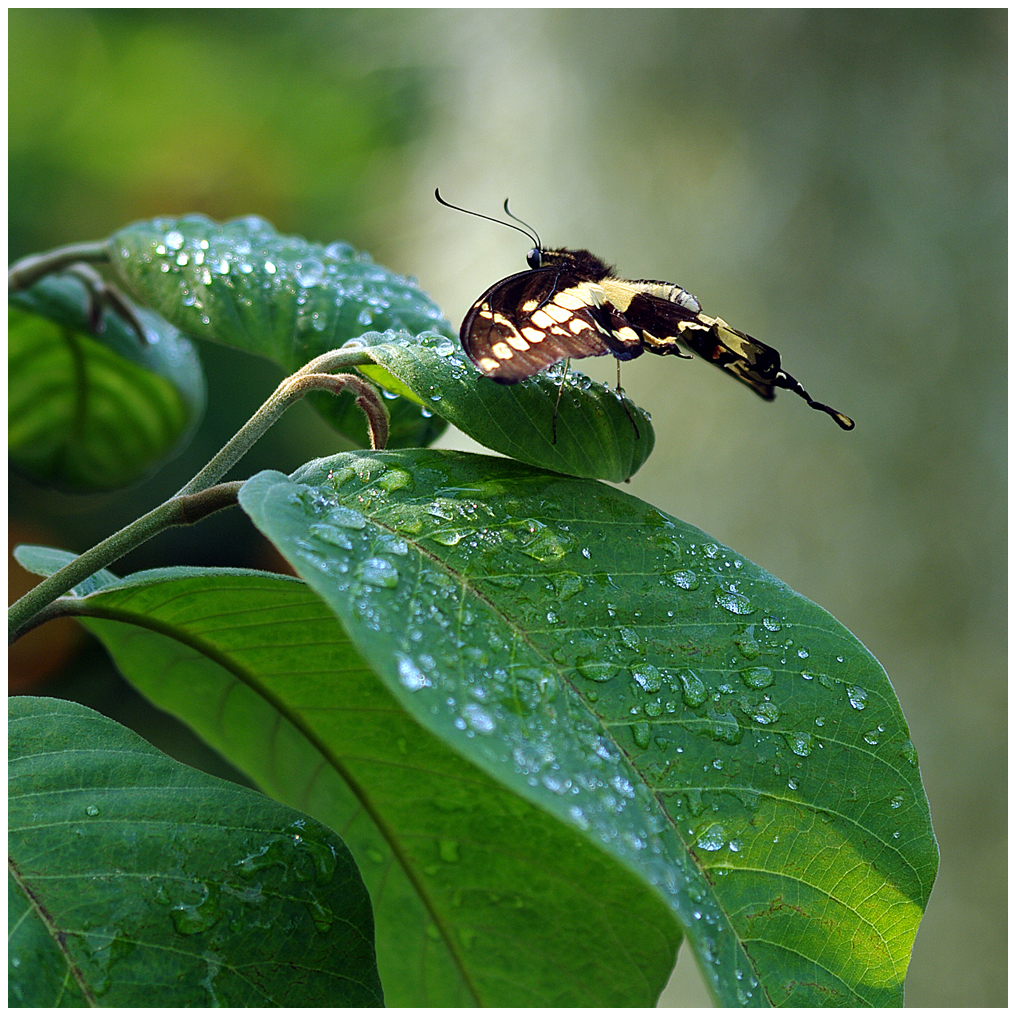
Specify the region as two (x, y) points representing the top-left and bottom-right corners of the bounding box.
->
(435, 188), (540, 247)
(501, 198), (542, 250)
(773, 370), (855, 430)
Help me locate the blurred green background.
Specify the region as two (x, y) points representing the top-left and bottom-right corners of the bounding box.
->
(8, 10), (1005, 1006)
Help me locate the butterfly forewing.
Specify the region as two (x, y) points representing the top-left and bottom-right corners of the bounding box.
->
(461, 265), (623, 383)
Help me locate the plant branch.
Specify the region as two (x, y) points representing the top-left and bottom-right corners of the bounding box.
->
(8, 483), (243, 644)
(9, 349), (389, 644)
(176, 353), (386, 496)
(8, 242), (111, 291)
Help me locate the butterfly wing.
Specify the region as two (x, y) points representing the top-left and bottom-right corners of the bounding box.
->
(621, 291), (854, 429)
(616, 286), (781, 400)
(460, 267), (642, 383)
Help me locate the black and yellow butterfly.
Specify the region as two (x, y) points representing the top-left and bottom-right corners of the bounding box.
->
(436, 189), (854, 431)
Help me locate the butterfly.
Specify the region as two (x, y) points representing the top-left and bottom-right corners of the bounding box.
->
(436, 189), (854, 431)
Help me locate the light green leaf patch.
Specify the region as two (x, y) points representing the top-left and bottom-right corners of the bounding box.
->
(8, 274), (205, 491)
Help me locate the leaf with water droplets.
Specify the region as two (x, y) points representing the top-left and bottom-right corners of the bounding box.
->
(349, 329), (655, 481)
(106, 214), (449, 448)
(9, 696), (381, 1007)
(236, 448), (937, 1007)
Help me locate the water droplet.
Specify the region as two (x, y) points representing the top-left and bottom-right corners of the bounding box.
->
(517, 521), (571, 561)
(378, 468), (413, 492)
(294, 259), (325, 287)
(847, 685), (868, 710)
(304, 894), (335, 934)
(783, 731), (814, 756)
(632, 664), (662, 693)
(396, 653), (430, 691)
(715, 591), (755, 615)
(669, 569), (699, 590)
(576, 655), (617, 683)
(707, 708), (743, 745)
(898, 740), (919, 766)
(357, 557), (398, 588)
(863, 729), (880, 745)
(739, 666), (774, 689)
(733, 627), (761, 659)
(462, 703), (495, 734)
(741, 698), (780, 725)
(696, 823), (727, 851)
(170, 883), (220, 935)
(325, 506), (367, 529)
(85, 805), (100, 817)
(308, 523), (353, 550)
(678, 670), (708, 708)
(631, 721), (651, 749)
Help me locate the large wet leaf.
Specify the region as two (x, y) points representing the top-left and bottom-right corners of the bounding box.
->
(8, 274), (205, 491)
(351, 330), (654, 482)
(28, 560), (681, 1007)
(237, 449), (938, 1007)
(9, 695), (382, 1007)
(106, 214), (448, 448)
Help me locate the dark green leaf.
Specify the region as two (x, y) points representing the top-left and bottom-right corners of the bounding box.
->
(8, 274), (205, 491)
(107, 214), (450, 448)
(9, 695), (382, 1007)
(60, 568), (681, 1006)
(237, 449), (938, 1007)
(352, 330), (655, 482)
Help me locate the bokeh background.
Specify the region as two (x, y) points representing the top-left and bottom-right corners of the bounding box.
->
(9, 10), (1005, 1006)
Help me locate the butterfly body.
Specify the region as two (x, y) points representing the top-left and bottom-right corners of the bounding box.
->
(437, 191), (854, 430)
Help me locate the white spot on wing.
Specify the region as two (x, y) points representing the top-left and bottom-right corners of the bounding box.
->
(492, 342), (514, 360)
(554, 291), (586, 311)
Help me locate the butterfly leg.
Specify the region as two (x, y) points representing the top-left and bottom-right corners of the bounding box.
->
(609, 360), (641, 442)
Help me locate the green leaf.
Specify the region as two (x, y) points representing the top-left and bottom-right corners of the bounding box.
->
(61, 568), (681, 1006)
(237, 449), (938, 1007)
(351, 330), (655, 482)
(13, 543), (119, 595)
(106, 214), (449, 449)
(9, 695), (382, 1007)
(8, 274), (205, 491)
